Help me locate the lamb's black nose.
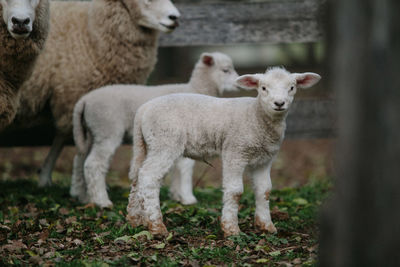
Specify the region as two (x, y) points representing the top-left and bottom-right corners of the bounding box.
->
(169, 15), (178, 21)
(274, 101), (285, 108)
(12, 17), (30, 26)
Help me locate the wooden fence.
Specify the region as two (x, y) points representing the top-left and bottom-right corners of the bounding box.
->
(0, 0), (334, 146)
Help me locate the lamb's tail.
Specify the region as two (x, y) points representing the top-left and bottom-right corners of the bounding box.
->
(129, 109), (147, 182)
(72, 99), (91, 155)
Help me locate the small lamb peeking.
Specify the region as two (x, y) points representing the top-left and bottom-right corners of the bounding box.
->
(71, 52), (239, 208)
(126, 67), (321, 237)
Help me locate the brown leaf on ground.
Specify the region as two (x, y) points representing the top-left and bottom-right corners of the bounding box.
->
(271, 206), (290, 221)
(72, 239), (83, 246)
(65, 216), (77, 224)
(59, 208), (69, 215)
(2, 240), (27, 252)
(39, 230), (49, 242)
(77, 203), (96, 210)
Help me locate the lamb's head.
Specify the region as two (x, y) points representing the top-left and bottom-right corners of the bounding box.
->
(236, 68), (321, 115)
(194, 52), (239, 95)
(135, 0), (180, 33)
(0, 0), (39, 39)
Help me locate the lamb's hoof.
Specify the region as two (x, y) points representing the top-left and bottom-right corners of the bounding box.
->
(127, 214), (143, 228)
(148, 221), (169, 238)
(38, 178), (52, 188)
(78, 194), (90, 204)
(221, 221), (240, 237)
(169, 191), (198, 205)
(94, 199), (113, 209)
(180, 195), (198, 205)
(255, 216), (277, 234)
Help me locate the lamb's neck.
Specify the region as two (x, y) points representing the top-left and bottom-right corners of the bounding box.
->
(188, 69), (219, 97)
(255, 100), (288, 134)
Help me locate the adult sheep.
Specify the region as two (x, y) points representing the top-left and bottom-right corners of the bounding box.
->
(0, 0), (49, 130)
(10, 0), (180, 187)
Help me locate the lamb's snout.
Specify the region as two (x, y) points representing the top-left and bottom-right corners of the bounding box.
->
(168, 15), (178, 21)
(274, 101), (285, 108)
(166, 13), (180, 29)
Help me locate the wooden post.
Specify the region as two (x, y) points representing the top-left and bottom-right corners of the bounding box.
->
(319, 0), (400, 265)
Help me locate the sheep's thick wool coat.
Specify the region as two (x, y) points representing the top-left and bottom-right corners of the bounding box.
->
(14, 0), (159, 133)
(0, 0), (49, 130)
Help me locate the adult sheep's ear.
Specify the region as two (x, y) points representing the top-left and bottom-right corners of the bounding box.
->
(31, 0), (40, 8)
(201, 53), (214, 67)
(294, 72), (321, 89)
(0, 0), (7, 8)
(236, 74), (259, 90)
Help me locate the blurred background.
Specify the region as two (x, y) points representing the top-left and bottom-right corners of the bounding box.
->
(0, 42), (334, 189)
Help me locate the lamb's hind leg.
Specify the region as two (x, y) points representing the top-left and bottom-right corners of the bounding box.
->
(221, 157), (246, 237)
(70, 154), (89, 204)
(127, 150), (179, 237)
(84, 136), (122, 208)
(38, 133), (66, 187)
(169, 157), (197, 205)
(251, 161), (277, 234)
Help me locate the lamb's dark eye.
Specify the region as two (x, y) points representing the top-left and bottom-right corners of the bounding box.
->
(222, 69), (229, 73)
(262, 86), (266, 91)
(290, 86), (294, 91)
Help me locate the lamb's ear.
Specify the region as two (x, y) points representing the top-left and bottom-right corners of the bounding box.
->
(293, 73), (321, 89)
(201, 53), (214, 67)
(235, 75), (259, 90)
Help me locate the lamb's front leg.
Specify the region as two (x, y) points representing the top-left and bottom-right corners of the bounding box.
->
(251, 161), (277, 234)
(221, 158), (245, 237)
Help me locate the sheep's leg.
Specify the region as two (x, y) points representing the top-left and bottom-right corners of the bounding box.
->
(84, 138), (121, 208)
(251, 161), (277, 234)
(127, 150), (179, 237)
(38, 133), (66, 187)
(221, 158), (245, 237)
(169, 157), (197, 205)
(70, 154), (89, 204)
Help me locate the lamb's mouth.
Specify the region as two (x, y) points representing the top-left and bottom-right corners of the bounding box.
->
(160, 22), (179, 31)
(274, 108), (286, 112)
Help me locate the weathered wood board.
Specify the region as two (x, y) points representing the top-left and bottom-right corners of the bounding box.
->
(160, 0), (326, 46)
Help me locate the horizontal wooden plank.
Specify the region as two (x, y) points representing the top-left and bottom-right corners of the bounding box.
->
(160, 0), (326, 46)
(0, 99), (336, 147)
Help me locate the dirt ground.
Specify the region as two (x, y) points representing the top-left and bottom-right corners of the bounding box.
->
(0, 139), (334, 189)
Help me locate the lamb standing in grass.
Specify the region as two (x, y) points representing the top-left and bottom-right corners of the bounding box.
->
(127, 67), (321, 237)
(8, 0), (180, 187)
(0, 0), (49, 130)
(71, 52), (239, 209)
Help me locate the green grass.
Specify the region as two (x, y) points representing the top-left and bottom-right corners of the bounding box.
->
(0, 178), (331, 266)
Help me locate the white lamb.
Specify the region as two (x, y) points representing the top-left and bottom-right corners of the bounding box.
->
(71, 52), (239, 209)
(126, 67), (321, 237)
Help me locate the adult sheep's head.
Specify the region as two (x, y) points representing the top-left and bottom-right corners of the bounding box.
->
(0, 0), (40, 39)
(135, 0), (180, 33)
(236, 68), (321, 116)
